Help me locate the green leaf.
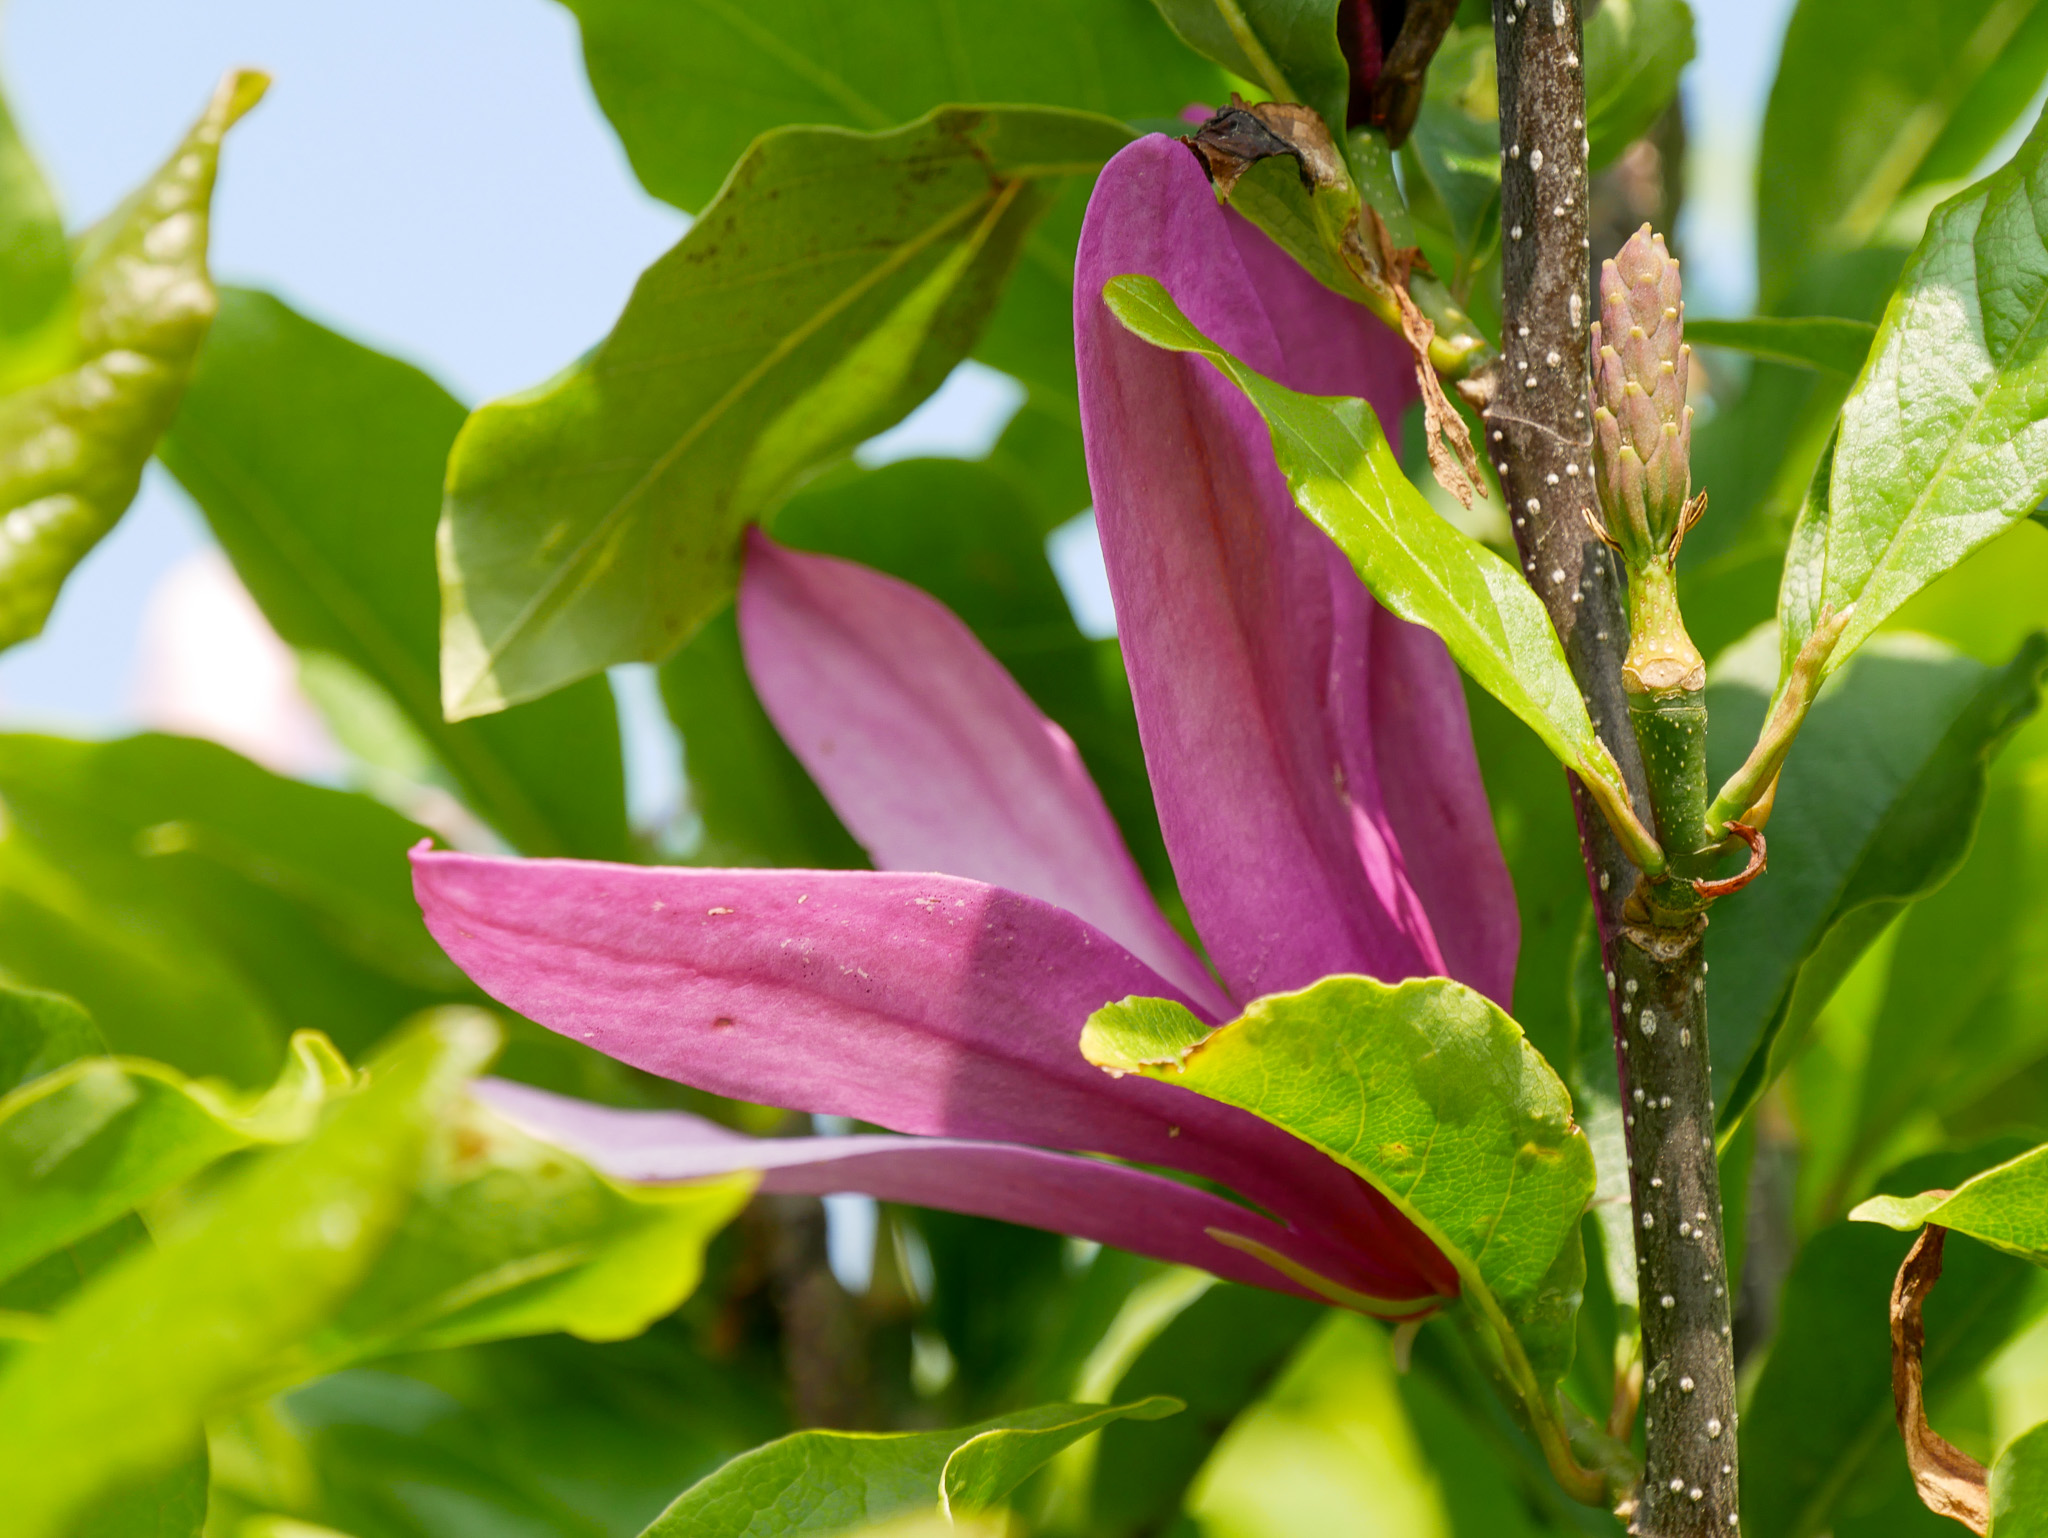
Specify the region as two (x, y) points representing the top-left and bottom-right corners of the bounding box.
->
(1582, 0), (1694, 170)
(1780, 109), (2048, 678)
(1402, 28), (1501, 294)
(0, 732), (469, 1078)
(1187, 1314), (1483, 1538)
(158, 289), (630, 860)
(0, 980), (103, 1095)
(0, 87), (71, 384)
(310, 1088), (751, 1361)
(1078, 1283), (1321, 1535)
(0, 69), (265, 650)
(439, 106), (1130, 718)
(1147, 0), (1348, 131)
(1101, 274), (1640, 842)
(639, 1398), (1181, 1535)
(1815, 760), (2048, 1218)
(0, 1012), (496, 1538)
(560, 0), (1219, 214)
(1993, 1420), (2048, 1536)
(1743, 1142), (2044, 1538)
(0, 1015), (750, 1538)
(216, 1329), (785, 1538)
(1706, 631), (2048, 1131)
(1081, 975), (1595, 1392)
(1853, 1143), (2048, 1265)
(1685, 315), (1876, 375)
(0, 1028), (353, 1286)
(1758, 0), (2048, 303)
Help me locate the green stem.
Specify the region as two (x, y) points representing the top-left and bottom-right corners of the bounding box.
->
(1704, 605), (1855, 838)
(1624, 560), (1710, 876)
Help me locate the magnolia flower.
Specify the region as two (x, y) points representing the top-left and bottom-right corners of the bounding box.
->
(411, 136), (1517, 1315)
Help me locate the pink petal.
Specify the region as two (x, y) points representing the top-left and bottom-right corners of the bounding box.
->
(410, 848), (1410, 1260)
(1074, 135), (1517, 1003)
(738, 532), (1225, 1014)
(472, 1078), (1438, 1304)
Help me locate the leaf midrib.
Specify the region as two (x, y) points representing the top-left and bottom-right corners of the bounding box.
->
(1831, 189), (2048, 640)
(464, 183), (1002, 685)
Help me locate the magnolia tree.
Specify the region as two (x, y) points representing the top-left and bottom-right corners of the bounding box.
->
(3, 2), (2048, 1536)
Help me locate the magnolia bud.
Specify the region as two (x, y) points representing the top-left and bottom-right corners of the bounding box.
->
(1590, 225), (1694, 567)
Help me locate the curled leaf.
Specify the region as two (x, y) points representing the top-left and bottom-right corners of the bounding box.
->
(1889, 1227), (1991, 1533)
(0, 69), (266, 649)
(1184, 103), (1484, 508)
(1356, 205), (1482, 508)
(1186, 96), (1348, 198)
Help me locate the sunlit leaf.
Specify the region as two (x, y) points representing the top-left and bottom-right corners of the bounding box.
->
(1743, 1142), (2043, 1538)
(1992, 1420), (2048, 1536)
(1148, 0), (1348, 131)
(1705, 633), (2048, 1132)
(1102, 273), (1638, 835)
(0, 1027), (353, 1286)
(1853, 1142), (2048, 1265)
(0, 980), (103, 1096)
(0, 1015), (750, 1538)
(1076, 1283), (1320, 1535)
(640, 1397), (1181, 1535)
(0, 87), (70, 385)
(0, 70), (265, 649)
(159, 289), (631, 859)
(439, 106), (1130, 717)
(1779, 103), (2048, 680)
(0, 1013), (495, 1538)
(1083, 975), (1594, 1390)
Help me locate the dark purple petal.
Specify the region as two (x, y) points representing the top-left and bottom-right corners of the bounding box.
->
(1075, 135), (1517, 1002)
(410, 848), (1433, 1282)
(738, 531), (1226, 1013)
(473, 1078), (1439, 1306)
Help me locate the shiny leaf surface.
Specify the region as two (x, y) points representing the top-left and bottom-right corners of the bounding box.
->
(640, 1397), (1180, 1535)
(439, 107), (1129, 716)
(1781, 108), (2048, 677)
(1853, 1142), (2048, 1265)
(0, 70), (265, 648)
(0, 1028), (352, 1285)
(1147, 0), (1347, 131)
(1083, 975), (1594, 1389)
(1103, 273), (1635, 828)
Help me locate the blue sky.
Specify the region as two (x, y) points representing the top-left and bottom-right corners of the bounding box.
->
(0, 0), (1799, 739)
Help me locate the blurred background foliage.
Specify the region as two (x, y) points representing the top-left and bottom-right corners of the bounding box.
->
(2, 0), (2048, 1534)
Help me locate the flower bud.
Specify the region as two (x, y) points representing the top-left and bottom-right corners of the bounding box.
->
(1589, 225), (1694, 567)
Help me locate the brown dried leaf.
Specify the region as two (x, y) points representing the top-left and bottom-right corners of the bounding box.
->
(1185, 95), (1347, 198)
(1351, 205), (1483, 509)
(1891, 1226), (1991, 1534)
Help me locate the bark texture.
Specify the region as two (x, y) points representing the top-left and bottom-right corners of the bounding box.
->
(1485, 2), (1738, 1529)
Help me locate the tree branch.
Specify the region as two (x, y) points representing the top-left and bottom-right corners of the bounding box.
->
(1484, 2), (1738, 1530)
